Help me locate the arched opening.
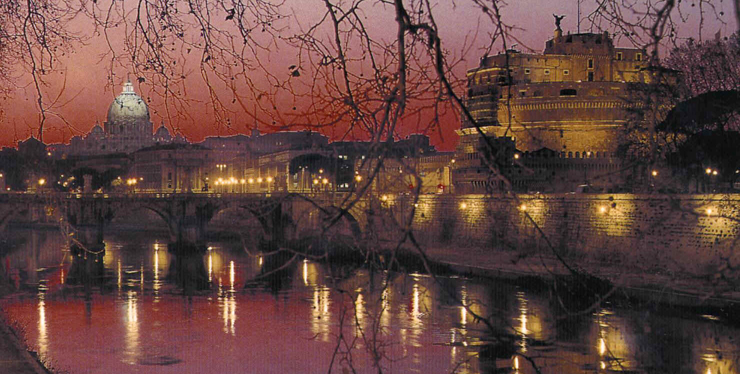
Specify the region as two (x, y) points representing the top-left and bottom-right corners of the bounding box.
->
(559, 88), (577, 96)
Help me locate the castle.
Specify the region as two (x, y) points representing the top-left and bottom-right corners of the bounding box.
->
(453, 22), (672, 193)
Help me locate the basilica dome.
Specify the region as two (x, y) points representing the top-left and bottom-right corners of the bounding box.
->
(107, 81), (149, 123)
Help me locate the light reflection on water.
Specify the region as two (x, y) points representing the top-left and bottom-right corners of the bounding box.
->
(0, 229), (738, 374)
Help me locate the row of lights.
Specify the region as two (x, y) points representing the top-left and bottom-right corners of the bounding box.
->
(214, 176), (274, 186)
(383, 196), (720, 219)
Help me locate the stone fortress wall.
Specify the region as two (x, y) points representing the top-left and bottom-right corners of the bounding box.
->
(384, 193), (740, 277)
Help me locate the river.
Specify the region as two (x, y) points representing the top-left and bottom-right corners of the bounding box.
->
(0, 227), (737, 374)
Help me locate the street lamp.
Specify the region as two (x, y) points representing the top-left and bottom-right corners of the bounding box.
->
(266, 176), (273, 193)
(126, 178), (138, 193)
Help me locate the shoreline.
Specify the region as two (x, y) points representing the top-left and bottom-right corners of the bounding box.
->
(0, 311), (51, 374)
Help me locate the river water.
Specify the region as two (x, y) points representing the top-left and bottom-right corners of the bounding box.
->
(0, 228), (738, 374)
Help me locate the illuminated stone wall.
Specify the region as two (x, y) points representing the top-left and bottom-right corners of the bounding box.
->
(388, 194), (740, 276)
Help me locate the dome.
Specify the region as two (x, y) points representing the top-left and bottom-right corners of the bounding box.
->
(154, 125), (171, 137)
(90, 123), (103, 134)
(107, 81), (149, 123)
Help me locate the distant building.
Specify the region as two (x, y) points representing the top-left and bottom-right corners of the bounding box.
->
(132, 143), (211, 193)
(248, 129), (329, 155)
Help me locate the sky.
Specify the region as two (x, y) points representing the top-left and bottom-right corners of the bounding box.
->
(1, 0), (736, 152)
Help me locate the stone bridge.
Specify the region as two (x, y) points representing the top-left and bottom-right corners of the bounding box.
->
(0, 192), (368, 256)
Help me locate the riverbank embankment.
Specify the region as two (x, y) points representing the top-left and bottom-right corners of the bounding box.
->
(421, 244), (740, 310)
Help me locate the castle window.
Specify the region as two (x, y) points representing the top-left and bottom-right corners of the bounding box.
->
(588, 59), (594, 69)
(559, 88), (577, 96)
(533, 90), (543, 97)
(544, 69), (550, 75)
(524, 68), (531, 74)
(566, 36), (573, 43)
(595, 38), (602, 44)
(563, 70), (569, 75)
(520, 91), (526, 97)
(616, 52), (623, 61)
(588, 72), (594, 81)
(636, 53), (642, 61)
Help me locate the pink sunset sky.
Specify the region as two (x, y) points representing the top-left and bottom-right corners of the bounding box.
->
(1, 0), (735, 151)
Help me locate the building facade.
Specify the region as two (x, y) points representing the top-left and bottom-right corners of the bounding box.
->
(454, 25), (666, 193)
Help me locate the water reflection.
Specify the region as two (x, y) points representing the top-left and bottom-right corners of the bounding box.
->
(123, 291), (140, 365)
(0, 229), (739, 373)
(37, 294), (48, 363)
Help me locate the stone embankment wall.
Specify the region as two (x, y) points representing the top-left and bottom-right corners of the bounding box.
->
(383, 194), (740, 276)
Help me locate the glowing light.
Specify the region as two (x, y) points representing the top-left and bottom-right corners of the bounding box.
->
(266, 176), (273, 183)
(460, 202), (468, 209)
(651, 170), (658, 177)
(599, 206), (607, 213)
(38, 178), (46, 186)
(355, 175), (362, 182)
(248, 178), (254, 184)
(706, 208), (713, 216)
(381, 195), (388, 201)
(319, 169), (324, 174)
(313, 179), (319, 185)
(322, 178), (328, 185)
(257, 177), (263, 183)
(519, 204), (527, 211)
(713, 170), (718, 176)
(706, 168), (713, 174)
(240, 179), (246, 184)
(514, 356), (519, 370)
(514, 153), (520, 160)
(599, 338), (606, 356)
